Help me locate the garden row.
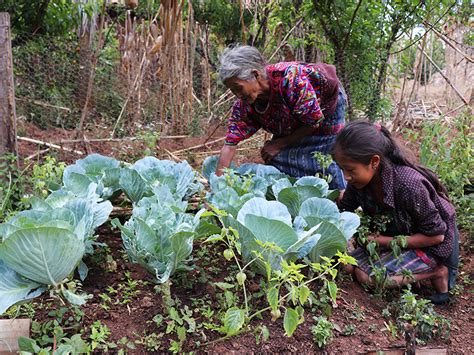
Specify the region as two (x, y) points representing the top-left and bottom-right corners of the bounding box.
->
(0, 153), (360, 339)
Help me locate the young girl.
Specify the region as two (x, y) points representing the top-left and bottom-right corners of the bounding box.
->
(332, 120), (459, 304)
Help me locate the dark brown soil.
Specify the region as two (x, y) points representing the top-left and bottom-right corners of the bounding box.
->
(4, 121), (473, 354)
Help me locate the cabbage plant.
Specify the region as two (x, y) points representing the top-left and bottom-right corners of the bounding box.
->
(62, 154), (121, 199)
(112, 186), (203, 284)
(120, 157), (203, 203)
(228, 197), (359, 274)
(0, 183), (112, 314)
(204, 157), (288, 217)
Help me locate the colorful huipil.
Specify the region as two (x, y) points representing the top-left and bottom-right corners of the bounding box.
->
(224, 62), (343, 146)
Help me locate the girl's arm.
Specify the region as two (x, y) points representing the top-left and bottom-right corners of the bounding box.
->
(369, 233), (444, 249)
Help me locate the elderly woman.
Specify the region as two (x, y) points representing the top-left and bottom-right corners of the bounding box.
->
(215, 45), (347, 190)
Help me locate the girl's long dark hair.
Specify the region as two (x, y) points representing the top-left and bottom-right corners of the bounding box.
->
(333, 120), (449, 198)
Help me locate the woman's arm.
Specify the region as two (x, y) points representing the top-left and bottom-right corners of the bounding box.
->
(369, 233), (445, 249)
(216, 144), (237, 176)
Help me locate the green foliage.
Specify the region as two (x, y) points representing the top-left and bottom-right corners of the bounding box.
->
(194, 0), (252, 45)
(18, 305), (88, 354)
(89, 320), (116, 352)
(306, 0), (456, 119)
(0, 0), (82, 36)
(31, 156), (66, 198)
(0, 154), (29, 222)
(311, 316), (334, 348)
(387, 286), (451, 345)
(406, 114), (473, 229)
(13, 35), (81, 129)
(202, 207), (356, 339)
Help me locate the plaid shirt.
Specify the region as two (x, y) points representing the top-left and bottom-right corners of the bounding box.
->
(339, 160), (457, 260)
(225, 62), (343, 146)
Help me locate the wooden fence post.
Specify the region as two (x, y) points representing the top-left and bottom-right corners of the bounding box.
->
(0, 12), (18, 159)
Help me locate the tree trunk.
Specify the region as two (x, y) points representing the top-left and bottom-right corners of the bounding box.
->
(0, 13), (17, 159)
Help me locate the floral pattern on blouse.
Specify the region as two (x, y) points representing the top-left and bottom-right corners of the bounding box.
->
(225, 62), (339, 146)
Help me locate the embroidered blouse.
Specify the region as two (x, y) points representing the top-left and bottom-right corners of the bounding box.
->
(224, 62), (342, 146)
(339, 160), (457, 260)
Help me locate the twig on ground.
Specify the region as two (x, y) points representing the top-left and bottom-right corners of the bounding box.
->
(17, 136), (84, 155)
(54, 135), (187, 144)
(15, 97), (71, 112)
(25, 148), (50, 161)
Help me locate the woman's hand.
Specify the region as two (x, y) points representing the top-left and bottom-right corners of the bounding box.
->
(261, 139), (286, 163)
(367, 234), (393, 248)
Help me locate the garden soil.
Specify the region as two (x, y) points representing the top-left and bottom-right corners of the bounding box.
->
(10, 121), (474, 354)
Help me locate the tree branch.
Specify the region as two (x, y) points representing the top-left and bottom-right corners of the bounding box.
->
(342, 0), (364, 51)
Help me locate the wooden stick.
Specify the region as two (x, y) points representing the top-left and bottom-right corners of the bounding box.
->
(187, 147), (257, 156)
(421, 100), (427, 117)
(54, 135), (188, 144)
(162, 147), (182, 162)
(429, 25), (473, 64)
(202, 107), (232, 142)
(433, 102), (444, 116)
(175, 133), (265, 156)
(17, 136), (84, 155)
(418, 45), (469, 105)
(15, 97), (71, 112)
(76, 1), (106, 140)
(268, 17), (304, 61)
(25, 148), (50, 161)
(172, 136), (227, 154)
(444, 102), (468, 116)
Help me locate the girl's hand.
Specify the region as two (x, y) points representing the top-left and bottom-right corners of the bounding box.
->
(367, 234), (393, 248)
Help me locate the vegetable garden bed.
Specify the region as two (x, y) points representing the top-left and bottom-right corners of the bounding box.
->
(1, 148), (472, 354)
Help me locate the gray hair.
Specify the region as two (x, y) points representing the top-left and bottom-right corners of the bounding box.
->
(218, 45), (267, 83)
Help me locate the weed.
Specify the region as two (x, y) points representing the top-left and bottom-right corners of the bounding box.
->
(202, 207), (357, 338)
(0, 153), (30, 221)
(312, 151), (334, 183)
(383, 286), (451, 345)
(89, 320), (117, 351)
(342, 323), (356, 336)
(30, 155), (66, 198)
(136, 332), (163, 352)
(254, 325), (270, 345)
(311, 316), (334, 348)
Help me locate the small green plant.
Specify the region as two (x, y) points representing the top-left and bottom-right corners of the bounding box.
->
(202, 206), (357, 339)
(342, 323), (356, 336)
(311, 316), (334, 348)
(395, 287), (451, 345)
(31, 155), (66, 197)
(137, 131), (161, 156)
(136, 332), (163, 352)
(89, 320), (117, 352)
(18, 304), (88, 353)
(0, 153), (30, 221)
(312, 151), (334, 183)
